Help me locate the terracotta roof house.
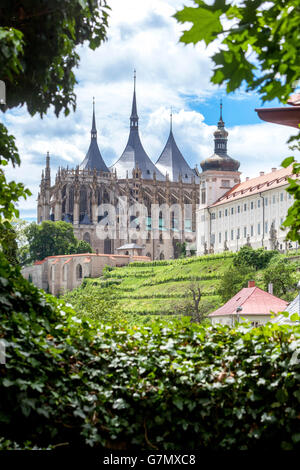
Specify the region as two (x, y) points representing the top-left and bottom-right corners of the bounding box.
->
(209, 280), (288, 327)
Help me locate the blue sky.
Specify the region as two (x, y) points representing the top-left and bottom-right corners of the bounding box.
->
(3, 0), (299, 221)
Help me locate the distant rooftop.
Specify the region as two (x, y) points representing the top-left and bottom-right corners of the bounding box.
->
(211, 165), (297, 207)
(209, 281), (288, 317)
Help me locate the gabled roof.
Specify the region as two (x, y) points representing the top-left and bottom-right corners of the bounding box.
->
(209, 284), (288, 317)
(156, 128), (198, 183)
(211, 165), (297, 207)
(79, 100), (110, 173)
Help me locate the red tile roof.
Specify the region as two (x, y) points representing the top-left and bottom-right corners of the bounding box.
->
(209, 286), (288, 317)
(211, 165), (298, 207)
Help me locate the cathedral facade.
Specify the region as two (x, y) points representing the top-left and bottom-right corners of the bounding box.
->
(37, 76), (200, 260)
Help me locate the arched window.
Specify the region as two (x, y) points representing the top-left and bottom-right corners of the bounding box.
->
(76, 264), (83, 279)
(79, 186), (87, 217)
(159, 252), (164, 260)
(83, 232), (91, 245)
(146, 252), (151, 258)
(69, 187), (74, 213)
(104, 238), (112, 254)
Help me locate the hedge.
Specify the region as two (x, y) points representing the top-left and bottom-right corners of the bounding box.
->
(1, 254), (300, 450)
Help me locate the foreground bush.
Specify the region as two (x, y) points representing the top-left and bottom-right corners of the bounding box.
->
(1, 253), (300, 450)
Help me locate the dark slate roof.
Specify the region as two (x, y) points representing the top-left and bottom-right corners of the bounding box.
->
(79, 101), (110, 173)
(111, 126), (165, 180)
(156, 129), (198, 183)
(110, 75), (165, 181)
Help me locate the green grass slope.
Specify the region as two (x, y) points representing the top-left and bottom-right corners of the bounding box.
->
(83, 253), (236, 316)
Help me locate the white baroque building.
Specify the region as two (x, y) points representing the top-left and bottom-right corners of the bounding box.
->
(197, 108), (298, 255)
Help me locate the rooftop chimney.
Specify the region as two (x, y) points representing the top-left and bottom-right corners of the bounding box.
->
(260, 171), (265, 176)
(271, 168), (276, 172)
(248, 280), (255, 288)
(268, 282), (273, 295)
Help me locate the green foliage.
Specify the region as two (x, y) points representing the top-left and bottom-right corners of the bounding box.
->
(24, 220), (92, 261)
(233, 246), (278, 271)
(0, 0), (110, 117)
(0, 221), (18, 265)
(281, 157), (300, 243)
(2, 262), (300, 450)
(0, 0), (110, 267)
(63, 282), (124, 324)
(174, 0), (300, 102)
(263, 256), (297, 300)
(218, 264), (256, 303)
(0, 124), (31, 224)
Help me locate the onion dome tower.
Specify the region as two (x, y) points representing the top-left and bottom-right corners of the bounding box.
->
(156, 110), (198, 183)
(200, 100), (240, 172)
(110, 71), (165, 180)
(79, 98), (110, 172)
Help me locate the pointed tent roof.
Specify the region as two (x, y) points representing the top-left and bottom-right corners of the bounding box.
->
(156, 111), (198, 183)
(209, 282), (288, 318)
(110, 72), (165, 181)
(79, 99), (110, 172)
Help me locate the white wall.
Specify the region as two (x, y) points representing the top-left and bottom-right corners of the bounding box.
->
(197, 184), (296, 255)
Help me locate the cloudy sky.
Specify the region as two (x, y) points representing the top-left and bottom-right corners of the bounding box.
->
(3, 0), (300, 221)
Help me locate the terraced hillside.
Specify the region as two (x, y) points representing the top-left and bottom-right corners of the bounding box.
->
(84, 253), (237, 316)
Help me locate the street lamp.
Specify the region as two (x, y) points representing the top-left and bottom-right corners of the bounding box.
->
(236, 306), (242, 324)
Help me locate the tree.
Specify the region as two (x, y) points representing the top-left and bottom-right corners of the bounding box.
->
(174, 0), (300, 103)
(174, 0), (300, 242)
(233, 246), (277, 271)
(218, 264), (256, 303)
(262, 256), (297, 300)
(73, 239), (93, 254)
(0, 1), (110, 117)
(0, 222), (18, 265)
(62, 282), (124, 323)
(24, 221), (92, 262)
(169, 282), (216, 323)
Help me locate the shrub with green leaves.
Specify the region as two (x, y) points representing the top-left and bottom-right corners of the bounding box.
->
(1, 250), (300, 450)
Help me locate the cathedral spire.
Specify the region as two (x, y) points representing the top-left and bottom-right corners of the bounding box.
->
(130, 69), (138, 130)
(45, 151), (51, 186)
(170, 107), (173, 133)
(91, 97), (97, 139)
(79, 99), (110, 172)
